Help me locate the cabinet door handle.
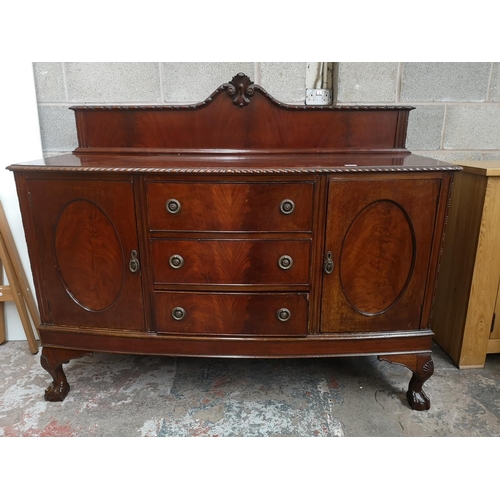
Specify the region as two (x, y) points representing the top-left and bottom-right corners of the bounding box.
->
(278, 255), (294, 270)
(129, 250), (140, 273)
(169, 254), (185, 269)
(166, 198), (181, 214)
(324, 251), (334, 274)
(276, 308), (291, 322)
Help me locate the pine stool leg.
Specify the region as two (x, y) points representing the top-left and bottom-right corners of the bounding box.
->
(0, 202), (40, 330)
(0, 234), (38, 353)
(0, 201), (39, 353)
(0, 258), (5, 345)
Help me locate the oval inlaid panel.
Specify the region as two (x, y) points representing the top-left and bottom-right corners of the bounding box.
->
(340, 201), (415, 315)
(55, 200), (124, 311)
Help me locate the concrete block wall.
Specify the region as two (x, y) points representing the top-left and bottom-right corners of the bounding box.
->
(33, 62), (500, 161)
(336, 62), (500, 162)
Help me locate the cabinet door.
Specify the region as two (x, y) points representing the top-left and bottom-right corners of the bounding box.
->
(26, 179), (145, 330)
(321, 177), (441, 333)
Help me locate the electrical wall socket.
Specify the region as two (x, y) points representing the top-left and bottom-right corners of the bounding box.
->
(306, 88), (332, 105)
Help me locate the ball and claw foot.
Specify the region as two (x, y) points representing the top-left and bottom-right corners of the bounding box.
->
(407, 385), (431, 411)
(40, 347), (90, 402)
(406, 359), (434, 411)
(379, 354), (434, 411)
(44, 380), (70, 402)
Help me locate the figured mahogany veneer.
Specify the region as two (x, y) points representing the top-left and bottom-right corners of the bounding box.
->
(151, 239), (311, 286)
(154, 292), (309, 336)
(321, 177), (442, 333)
(146, 181), (314, 232)
(70, 73), (412, 155)
(8, 73), (460, 410)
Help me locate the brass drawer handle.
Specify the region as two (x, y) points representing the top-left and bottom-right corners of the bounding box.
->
(324, 251), (334, 274)
(129, 250), (140, 273)
(276, 308), (291, 322)
(172, 307), (186, 321)
(166, 198), (181, 214)
(280, 199), (295, 215)
(278, 255), (294, 270)
(169, 254), (184, 269)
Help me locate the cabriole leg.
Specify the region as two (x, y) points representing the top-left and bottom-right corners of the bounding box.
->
(378, 353), (434, 411)
(40, 347), (90, 402)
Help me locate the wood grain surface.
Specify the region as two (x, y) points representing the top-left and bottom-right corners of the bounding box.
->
(459, 176), (500, 366)
(69, 76), (412, 154)
(55, 200), (124, 311)
(24, 178), (145, 330)
(321, 176), (441, 333)
(340, 200), (414, 315)
(147, 181), (314, 232)
(432, 173), (500, 367)
(151, 239), (311, 286)
(154, 292), (309, 336)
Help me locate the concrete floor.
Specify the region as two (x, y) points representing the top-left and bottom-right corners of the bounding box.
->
(0, 340), (499, 437)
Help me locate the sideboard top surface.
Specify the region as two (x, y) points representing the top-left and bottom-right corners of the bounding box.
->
(8, 152), (460, 173)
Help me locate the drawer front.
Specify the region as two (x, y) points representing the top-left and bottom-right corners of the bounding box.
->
(151, 239), (310, 285)
(155, 292), (308, 335)
(147, 182), (314, 232)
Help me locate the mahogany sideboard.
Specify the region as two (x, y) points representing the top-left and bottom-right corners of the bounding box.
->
(8, 73), (460, 410)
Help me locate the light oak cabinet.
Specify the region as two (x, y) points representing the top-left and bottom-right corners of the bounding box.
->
(432, 161), (500, 368)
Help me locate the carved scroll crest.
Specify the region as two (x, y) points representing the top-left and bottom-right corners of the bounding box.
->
(226, 73), (255, 107)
